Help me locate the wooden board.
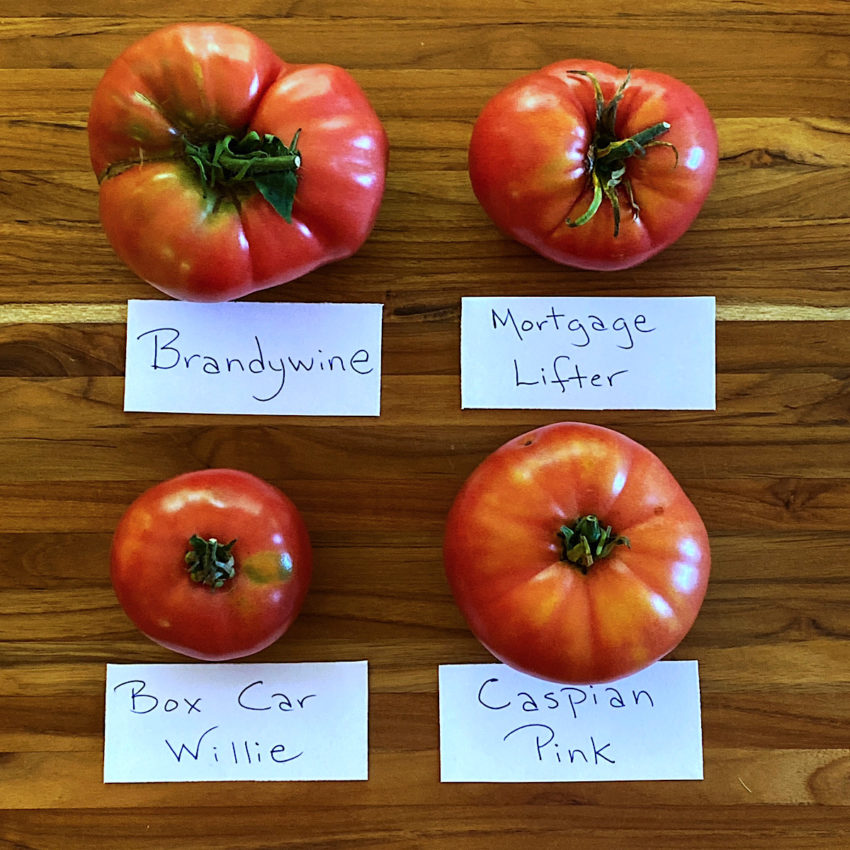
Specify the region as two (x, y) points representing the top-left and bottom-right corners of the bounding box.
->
(1, 2), (848, 846)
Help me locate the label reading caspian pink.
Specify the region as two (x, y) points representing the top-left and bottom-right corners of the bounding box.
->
(439, 661), (703, 783)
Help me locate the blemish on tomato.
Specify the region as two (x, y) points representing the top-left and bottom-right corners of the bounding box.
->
(243, 550), (293, 583)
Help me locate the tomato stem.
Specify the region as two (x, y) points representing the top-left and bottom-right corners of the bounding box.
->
(184, 129), (302, 222)
(185, 535), (238, 589)
(564, 70), (678, 236)
(558, 515), (630, 574)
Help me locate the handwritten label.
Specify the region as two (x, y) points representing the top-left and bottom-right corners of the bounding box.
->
(461, 296), (715, 410)
(439, 661), (703, 782)
(124, 300), (382, 415)
(104, 661), (368, 783)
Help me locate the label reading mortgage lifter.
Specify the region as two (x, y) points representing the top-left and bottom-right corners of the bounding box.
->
(461, 296), (715, 410)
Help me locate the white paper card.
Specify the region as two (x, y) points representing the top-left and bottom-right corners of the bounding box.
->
(461, 296), (715, 410)
(124, 300), (382, 415)
(439, 661), (703, 783)
(104, 661), (368, 783)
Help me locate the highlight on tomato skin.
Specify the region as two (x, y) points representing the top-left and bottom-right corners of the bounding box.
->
(87, 22), (389, 302)
(109, 468), (313, 661)
(443, 422), (711, 684)
(467, 59), (719, 271)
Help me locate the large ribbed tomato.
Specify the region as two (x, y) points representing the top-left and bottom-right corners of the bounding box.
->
(468, 60), (718, 270)
(110, 469), (312, 660)
(88, 23), (388, 301)
(444, 422), (711, 683)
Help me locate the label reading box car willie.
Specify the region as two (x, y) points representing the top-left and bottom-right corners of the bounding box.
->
(104, 661), (369, 783)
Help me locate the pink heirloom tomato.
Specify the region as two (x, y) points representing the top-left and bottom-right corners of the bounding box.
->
(444, 422), (711, 683)
(468, 60), (718, 270)
(88, 23), (388, 301)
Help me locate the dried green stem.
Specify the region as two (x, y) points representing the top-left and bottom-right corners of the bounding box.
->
(565, 69), (677, 235)
(557, 515), (630, 574)
(185, 535), (237, 589)
(184, 129), (302, 222)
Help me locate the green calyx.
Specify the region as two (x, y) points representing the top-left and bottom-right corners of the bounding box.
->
(184, 129), (302, 222)
(565, 70), (678, 236)
(557, 515), (630, 575)
(185, 535), (238, 589)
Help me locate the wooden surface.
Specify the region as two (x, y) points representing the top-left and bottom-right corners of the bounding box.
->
(1, 1), (849, 847)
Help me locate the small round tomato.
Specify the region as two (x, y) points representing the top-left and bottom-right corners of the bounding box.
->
(444, 422), (710, 684)
(468, 60), (718, 270)
(88, 23), (388, 301)
(110, 469), (312, 660)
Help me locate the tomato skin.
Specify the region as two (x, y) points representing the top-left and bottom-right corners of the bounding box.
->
(88, 23), (388, 301)
(468, 60), (718, 271)
(110, 469), (312, 661)
(443, 423), (711, 684)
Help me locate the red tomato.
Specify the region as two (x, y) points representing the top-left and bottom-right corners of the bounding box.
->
(443, 423), (711, 683)
(88, 23), (388, 301)
(468, 60), (718, 270)
(110, 469), (312, 660)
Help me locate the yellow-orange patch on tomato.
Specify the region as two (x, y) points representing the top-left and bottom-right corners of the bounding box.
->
(241, 550), (294, 584)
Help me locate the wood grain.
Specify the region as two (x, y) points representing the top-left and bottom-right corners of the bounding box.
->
(1, 1), (849, 847)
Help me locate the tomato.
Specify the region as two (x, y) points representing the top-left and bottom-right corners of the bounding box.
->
(110, 469), (312, 660)
(467, 60), (718, 271)
(443, 422), (710, 684)
(88, 23), (388, 301)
